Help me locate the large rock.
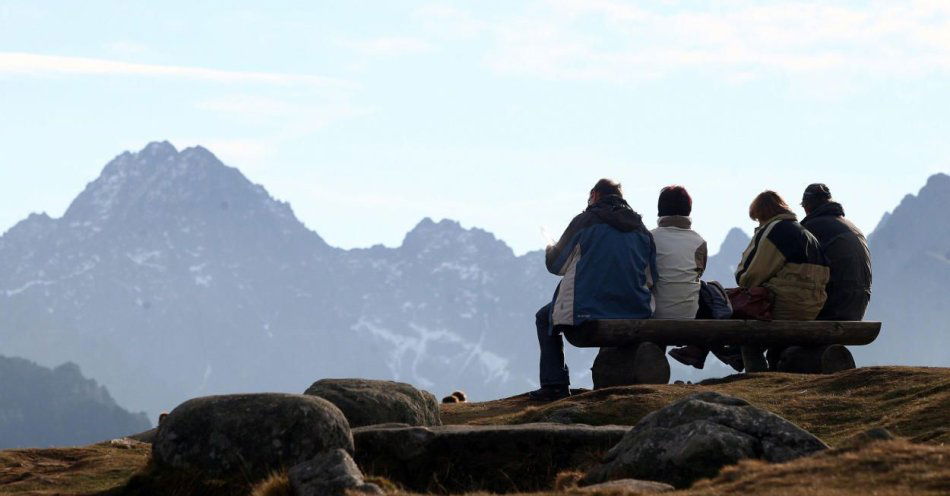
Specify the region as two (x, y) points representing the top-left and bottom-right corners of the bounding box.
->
(288, 449), (382, 496)
(152, 393), (353, 481)
(354, 423), (628, 493)
(583, 392), (828, 488)
(304, 378), (441, 428)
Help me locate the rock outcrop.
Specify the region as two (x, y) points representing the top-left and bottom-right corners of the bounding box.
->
(582, 392), (828, 488)
(304, 378), (441, 427)
(353, 423), (628, 493)
(288, 449), (382, 496)
(152, 393), (353, 481)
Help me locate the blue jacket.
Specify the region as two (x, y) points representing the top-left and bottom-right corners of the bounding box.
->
(546, 195), (657, 327)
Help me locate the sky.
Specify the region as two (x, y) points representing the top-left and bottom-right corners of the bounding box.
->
(1, 0), (948, 255)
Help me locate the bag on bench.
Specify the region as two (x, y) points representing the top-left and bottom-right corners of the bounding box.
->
(696, 281), (733, 319)
(727, 286), (774, 321)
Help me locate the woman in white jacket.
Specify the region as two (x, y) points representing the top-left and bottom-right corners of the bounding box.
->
(650, 186), (707, 319)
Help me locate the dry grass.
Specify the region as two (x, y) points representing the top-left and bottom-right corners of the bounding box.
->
(1, 366), (946, 495)
(249, 471), (291, 496)
(384, 439), (950, 496)
(0, 439), (150, 495)
(442, 366), (950, 446)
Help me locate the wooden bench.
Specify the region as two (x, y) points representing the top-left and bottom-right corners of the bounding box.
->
(559, 320), (882, 387)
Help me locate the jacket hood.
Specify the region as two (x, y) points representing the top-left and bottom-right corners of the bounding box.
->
(803, 201), (845, 223)
(588, 195), (645, 232)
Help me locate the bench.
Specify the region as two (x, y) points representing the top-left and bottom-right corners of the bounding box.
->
(559, 320), (882, 387)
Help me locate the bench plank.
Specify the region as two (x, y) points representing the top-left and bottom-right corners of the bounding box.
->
(562, 320), (881, 348)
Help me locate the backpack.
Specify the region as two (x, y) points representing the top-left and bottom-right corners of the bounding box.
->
(696, 281), (733, 319)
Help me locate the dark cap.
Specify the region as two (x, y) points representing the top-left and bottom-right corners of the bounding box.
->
(801, 183), (832, 205)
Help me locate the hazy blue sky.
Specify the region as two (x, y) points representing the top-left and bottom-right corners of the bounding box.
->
(1, 1), (948, 254)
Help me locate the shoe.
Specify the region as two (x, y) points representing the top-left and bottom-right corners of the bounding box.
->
(527, 385), (571, 402)
(711, 345), (745, 372)
(741, 345), (769, 373)
(668, 346), (707, 369)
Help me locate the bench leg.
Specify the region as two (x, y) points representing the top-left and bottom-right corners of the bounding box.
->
(591, 342), (670, 389)
(776, 345), (856, 374)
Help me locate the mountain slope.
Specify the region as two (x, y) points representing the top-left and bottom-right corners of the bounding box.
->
(0, 355), (149, 449)
(703, 227), (751, 285)
(862, 173), (950, 366)
(0, 143), (591, 419)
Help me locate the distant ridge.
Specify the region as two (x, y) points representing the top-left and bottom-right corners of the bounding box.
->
(0, 355), (149, 449)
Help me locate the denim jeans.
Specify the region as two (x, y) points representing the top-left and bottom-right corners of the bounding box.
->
(536, 303), (570, 386)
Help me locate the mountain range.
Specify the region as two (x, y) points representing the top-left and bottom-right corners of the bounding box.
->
(0, 355), (149, 449)
(0, 142), (946, 422)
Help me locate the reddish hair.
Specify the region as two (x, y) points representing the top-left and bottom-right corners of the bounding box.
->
(749, 190), (793, 222)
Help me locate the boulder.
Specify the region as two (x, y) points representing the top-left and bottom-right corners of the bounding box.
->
(288, 449), (382, 496)
(304, 378), (441, 428)
(152, 393), (353, 481)
(578, 479), (674, 493)
(354, 423), (629, 493)
(582, 392), (827, 488)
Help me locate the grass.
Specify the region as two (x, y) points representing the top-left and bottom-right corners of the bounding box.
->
(381, 439), (950, 496)
(442, 366), (950, 446)
(0, 439), (150, 495)
(1, 366), (947, 495)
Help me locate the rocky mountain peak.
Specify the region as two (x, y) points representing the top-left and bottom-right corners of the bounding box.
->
(401, 217), (514, 259)
(59, 142), (298, 231)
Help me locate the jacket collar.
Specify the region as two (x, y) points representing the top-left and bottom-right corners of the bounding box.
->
(657, 215), (692, 229)
(758, 212), (797, 229)
(802, 201), (845, 223)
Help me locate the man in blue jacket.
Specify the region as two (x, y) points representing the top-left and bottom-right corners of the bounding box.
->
(530, 179), (658, 401)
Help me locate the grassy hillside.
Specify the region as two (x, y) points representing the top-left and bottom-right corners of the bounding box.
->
(0, 440), (149, 495)
(443, 366), (950, 446)
(0, 366), (947, 495)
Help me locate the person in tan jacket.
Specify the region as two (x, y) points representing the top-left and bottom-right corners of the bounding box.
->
(736, 190), (830, 370)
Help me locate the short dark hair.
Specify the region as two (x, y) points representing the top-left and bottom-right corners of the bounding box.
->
(591, 178), (622, 198)
(658, 185), (692, 217)
(749, 190), (793, 222)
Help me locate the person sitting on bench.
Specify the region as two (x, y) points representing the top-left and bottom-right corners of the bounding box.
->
(529, 179), (658, 401)
(650, 185), (707, 319)
(800, 183), (872, 321)
(736, 190), (831, 371)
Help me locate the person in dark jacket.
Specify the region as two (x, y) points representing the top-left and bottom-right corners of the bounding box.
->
(529, 179), (658, 401)
(800, 183), (872, 321)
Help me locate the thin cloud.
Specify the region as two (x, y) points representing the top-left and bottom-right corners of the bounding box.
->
(340, 36), (435, 56)
(434, 0), (950, 83)
(0, 52), (351, 88)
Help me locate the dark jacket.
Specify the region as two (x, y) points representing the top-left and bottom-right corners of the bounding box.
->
(736, 213), (830, 320)
(801, 202), (872, 320)
(545, 195), (657, 327)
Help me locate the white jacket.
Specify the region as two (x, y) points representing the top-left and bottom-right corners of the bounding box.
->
(650, 216), (707, 319)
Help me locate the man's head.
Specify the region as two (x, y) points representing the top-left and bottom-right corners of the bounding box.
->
(658, 185), (692, 217)
(589, 178), (622, 206)
(749, 190), (793, 223)
(801, 183), (832, 214)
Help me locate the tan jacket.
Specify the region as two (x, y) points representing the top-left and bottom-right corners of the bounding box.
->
(736, 214), (830, 320)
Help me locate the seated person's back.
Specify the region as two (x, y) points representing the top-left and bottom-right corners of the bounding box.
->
(650, 185), (707, 319)
(546, 185), (657, 325)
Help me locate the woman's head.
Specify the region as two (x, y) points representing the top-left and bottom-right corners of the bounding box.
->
(749, 190), (793, 223)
